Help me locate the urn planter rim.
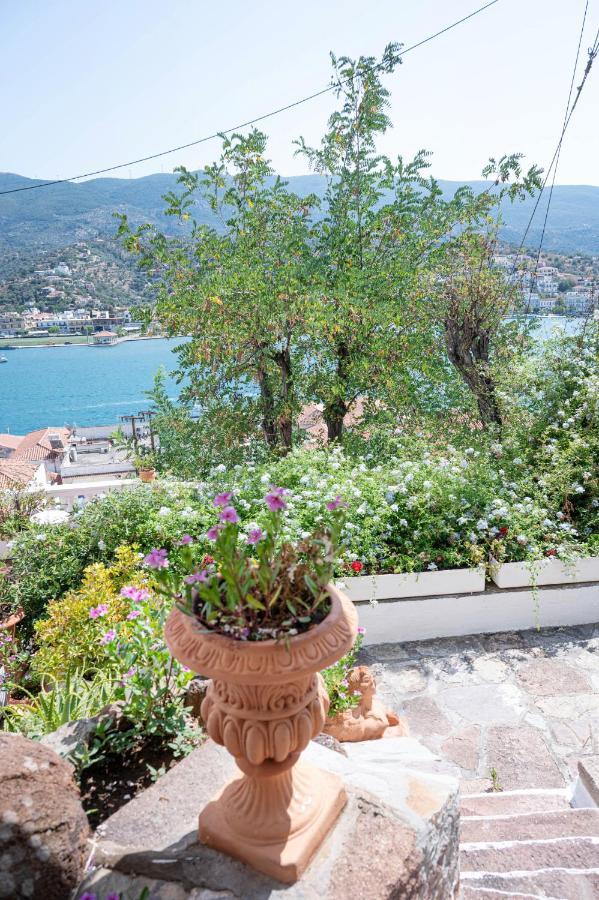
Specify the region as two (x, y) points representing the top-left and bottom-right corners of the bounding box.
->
(164, 582), (358, 684)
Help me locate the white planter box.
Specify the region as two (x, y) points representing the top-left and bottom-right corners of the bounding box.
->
(355, 583), (599, 645)
(342, 566), (485, 602)
(489, 555), (599, 589)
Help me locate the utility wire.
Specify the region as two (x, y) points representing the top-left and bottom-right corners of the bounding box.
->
(524, 3), (591, 310)
(0, 0), (500, 197)
(512, 7), (599, 309)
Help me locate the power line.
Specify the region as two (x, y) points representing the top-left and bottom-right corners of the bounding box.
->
(524, 2), (591, 309)
(0, 0), (500, 198)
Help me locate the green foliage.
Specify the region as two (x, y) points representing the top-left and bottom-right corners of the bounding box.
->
(0, 486), (47, 540)
(150, 489), (346, 641)
(32, 545), (152, 678)
(1, 669), (116, 739)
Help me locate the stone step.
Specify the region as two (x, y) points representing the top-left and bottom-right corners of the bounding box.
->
(460, 869), (599, 900)
(460, 789), (572, 818)
(461, 808), (599, 843)
(460, 836), (599, 873)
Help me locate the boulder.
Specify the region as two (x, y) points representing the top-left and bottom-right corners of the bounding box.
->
(0, 733), (90, 900)
(312, 732), (348, 757)
(185, 676), (211, 721)
(40, 701), (128, 760)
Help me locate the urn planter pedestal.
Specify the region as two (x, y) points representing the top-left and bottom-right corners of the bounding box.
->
(164, 583), (358, 883)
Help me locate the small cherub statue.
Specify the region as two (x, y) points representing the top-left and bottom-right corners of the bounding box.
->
(324, 665), (408, 742)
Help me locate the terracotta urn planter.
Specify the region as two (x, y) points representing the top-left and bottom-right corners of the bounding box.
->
(164, 583), (358, 883)
(138, 467), (156, 483)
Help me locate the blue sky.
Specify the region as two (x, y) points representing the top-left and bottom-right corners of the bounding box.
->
(1, 0), (597, 185)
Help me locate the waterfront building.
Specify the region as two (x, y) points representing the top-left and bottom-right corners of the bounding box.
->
(92, 330), (118, 345)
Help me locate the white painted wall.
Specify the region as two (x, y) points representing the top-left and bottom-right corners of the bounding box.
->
(355, 583), (599, 645)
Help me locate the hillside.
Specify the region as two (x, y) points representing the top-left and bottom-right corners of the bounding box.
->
(1, 172), (599, 257)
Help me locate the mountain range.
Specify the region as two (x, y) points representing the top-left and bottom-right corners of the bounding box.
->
(1, 172), (599, 256)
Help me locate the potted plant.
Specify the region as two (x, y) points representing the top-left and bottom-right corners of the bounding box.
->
(135, 450), (156, 483)
(152, 488), (358, 883)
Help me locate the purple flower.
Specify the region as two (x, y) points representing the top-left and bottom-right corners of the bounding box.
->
(326, 495), (345, 511)
(120, 586), (150, 602)
(177, 534), (193, 546)
(80, 894), (97, 900)
(219, 505), (240, 524)
(106, 894), (120, 900)
(89, 603), (108, 619)
(143, 548), (169, 569)
(122, 667), (136, 679)
(357, 626), (366, 635)
(213, 491), (234, 508)
(206, 525), (222, 541)
(184, 570), (209, 585)
(265, 487), (288, 512)
(127, 609), (141, 620)
(100, 629), (116, 645)
(246, 527), (263, 545)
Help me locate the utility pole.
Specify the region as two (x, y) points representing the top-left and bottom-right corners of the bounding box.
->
(138, 410), (157, 452)
(119, 414), (140, 450)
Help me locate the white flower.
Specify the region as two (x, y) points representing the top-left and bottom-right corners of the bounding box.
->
(513, 457), (523, 466)
(423, 480), (433, 490)
(260, 472), (271, 484)
(35, 533), (47, 541)
(158, 506), (171, 517)
(399, 518), (408, 528)
(215, 464), (227, 473)
(98, 539), (106, 551)
(476, 519), (488, 531)
(427, 562), (438, 570)
(516, 534), (528, 545)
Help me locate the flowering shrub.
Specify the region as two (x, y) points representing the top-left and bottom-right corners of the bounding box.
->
(32, 546), (151, 678)
(98, 587), (198, 751)
(148, 487), (346, 641)
(322, 630), (365, 717)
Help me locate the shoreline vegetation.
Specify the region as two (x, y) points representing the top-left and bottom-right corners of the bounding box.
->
(0, 333), (165, 349)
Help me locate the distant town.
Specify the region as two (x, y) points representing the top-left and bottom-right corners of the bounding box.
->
(493, 248), (597, 316)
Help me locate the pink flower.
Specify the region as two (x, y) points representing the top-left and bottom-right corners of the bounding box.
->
(326, 495), (345, 511)
(247, 527), (263, 545)
(206, 525), (222, 541)
(219, 505), (240, 524)
(127, 610), (141, 620)
(89, 603), (108, 619)
(177, 534), (193, 546)
(100, 629), (116, 645)
(265, 487), (288, 512)
(143, 548), (169, 569)
(357, 626), (366, 635)
(184, 570), (209, 585)
(123, 667), (136, 678)
(120, 586), (150, 602)
(213, 491), (234, 508)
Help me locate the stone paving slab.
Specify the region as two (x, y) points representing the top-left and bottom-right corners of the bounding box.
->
(364, 622), (599, 792)
(81, 739), (460, 899)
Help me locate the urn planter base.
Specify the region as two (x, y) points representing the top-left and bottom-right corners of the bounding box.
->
(199, 759), (347, 883)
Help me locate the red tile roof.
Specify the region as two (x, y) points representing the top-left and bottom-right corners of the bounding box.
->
(0, 460), (39, 488)
(12, 427), (71, 462)
(0, 434), (23, 451)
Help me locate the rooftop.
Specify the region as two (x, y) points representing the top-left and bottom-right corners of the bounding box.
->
(0, 459), (39, 488)
(11, 426), (70, 461)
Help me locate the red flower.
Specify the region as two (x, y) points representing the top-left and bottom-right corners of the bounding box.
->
(499, 526), (509, 537)
(545, 548), (557, 557)
(350, 560), (363, 573)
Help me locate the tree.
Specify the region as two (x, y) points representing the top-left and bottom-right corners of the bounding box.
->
(118, 130), (317, 457)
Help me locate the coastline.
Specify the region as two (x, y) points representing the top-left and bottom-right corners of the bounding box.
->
(0, 333), (167, 349)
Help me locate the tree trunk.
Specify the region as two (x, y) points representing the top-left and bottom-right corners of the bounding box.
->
(444, 318), (502, 430)
(256, 361), (279, 450)
(275, 344), (293, 454)
(324, 339), (351, 442)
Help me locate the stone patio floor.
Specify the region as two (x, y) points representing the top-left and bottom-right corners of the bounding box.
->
(362, 623), (599, 793)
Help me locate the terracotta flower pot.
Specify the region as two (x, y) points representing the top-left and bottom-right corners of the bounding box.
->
(164, 583), (358, 883)
(138, 467), (156, 483)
